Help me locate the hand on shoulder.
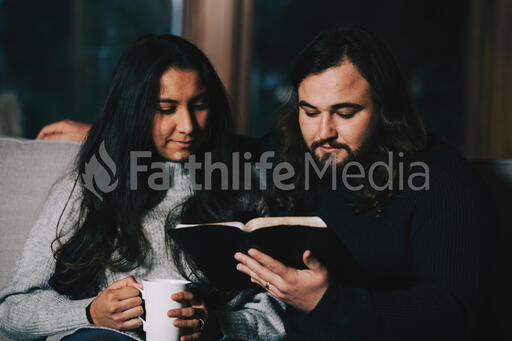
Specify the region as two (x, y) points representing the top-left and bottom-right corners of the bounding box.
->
(36, 119), (91, 142)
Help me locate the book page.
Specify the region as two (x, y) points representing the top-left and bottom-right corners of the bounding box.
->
(175, 222), (245, 230)
(244, 216), (327, 232)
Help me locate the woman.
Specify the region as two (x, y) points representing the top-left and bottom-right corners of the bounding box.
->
(0, 35), (285, 341)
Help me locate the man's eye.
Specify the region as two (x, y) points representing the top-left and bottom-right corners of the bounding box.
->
(159, 107), (176, 114)
(336, 111), (356, 119)
(305, 111), (320, 117)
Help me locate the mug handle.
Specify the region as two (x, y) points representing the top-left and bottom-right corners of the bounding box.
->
(133, 285), (146, 331)
(138, 317), (147, 331)
(133, 285), (145, 299)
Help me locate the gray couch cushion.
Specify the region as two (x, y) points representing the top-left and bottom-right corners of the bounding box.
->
(0, 137), (80, 290)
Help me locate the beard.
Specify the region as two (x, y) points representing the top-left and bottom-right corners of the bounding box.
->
(309, 134), (375, 173)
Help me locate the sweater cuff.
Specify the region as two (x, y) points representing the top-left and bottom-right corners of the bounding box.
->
(287, 284), (380, 338)
(213, 310), (240, 340)
(310, 282), (341, 319)
(213, 309), (284, 341)
(286, 283), (339, 332)
(85, 302), (94, 324)
(50, 297), (95, 333)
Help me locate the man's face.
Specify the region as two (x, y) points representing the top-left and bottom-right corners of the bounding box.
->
(298, 61), (375, 166)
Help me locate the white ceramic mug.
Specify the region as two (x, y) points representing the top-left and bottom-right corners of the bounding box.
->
(135, 279), (191, 341)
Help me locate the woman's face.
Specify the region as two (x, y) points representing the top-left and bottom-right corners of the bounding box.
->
(152, 68), (209, 161)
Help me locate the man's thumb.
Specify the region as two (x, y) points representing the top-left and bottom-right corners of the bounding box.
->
(303, 250), (322, 271)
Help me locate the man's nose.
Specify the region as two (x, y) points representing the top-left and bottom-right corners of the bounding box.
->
(176, 107), (194, 135)
(318, 113), (337, 140)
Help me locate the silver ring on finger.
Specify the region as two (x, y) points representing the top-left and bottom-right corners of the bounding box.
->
(265, 281), (271, 290)
(198, 318), (205, 331)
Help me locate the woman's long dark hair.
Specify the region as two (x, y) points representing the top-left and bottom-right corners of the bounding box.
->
(166, 165), (270, 306)
(49, 34), (234, 299)
(274, 26), (427, 215)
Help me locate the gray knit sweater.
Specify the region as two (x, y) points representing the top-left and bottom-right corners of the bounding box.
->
(0, 162), (285, 341)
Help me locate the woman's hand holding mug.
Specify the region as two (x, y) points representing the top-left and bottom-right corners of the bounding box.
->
(168, 291), (210, 341)
(89, 276), (144, 330)
(136, 279), (214, 341)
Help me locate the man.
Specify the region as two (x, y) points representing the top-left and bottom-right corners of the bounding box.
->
(37, 27), (490, 340)
(233, 27), (491, 340)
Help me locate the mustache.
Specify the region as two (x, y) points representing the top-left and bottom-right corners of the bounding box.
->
(310, 138), (352, 153)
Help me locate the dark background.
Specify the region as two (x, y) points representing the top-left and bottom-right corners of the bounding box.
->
(250, 0), (468, 150)
(0, 0), (171, 138)
(1, 0), (468, 151)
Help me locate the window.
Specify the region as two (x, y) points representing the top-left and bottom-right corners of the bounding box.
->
(0, 0), (172, 138)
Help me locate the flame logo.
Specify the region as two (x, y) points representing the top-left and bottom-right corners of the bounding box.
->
(82, 141), (118, 200)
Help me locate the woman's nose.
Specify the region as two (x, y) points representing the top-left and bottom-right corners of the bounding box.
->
(176, 108), (194, 135)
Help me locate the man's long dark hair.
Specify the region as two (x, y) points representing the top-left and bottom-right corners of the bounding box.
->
(49, 34), (234, 299)
(274, 26), (427, 215)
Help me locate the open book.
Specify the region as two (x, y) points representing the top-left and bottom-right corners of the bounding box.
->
(176, 216), (327, 232)
(169, 216), (362, 290)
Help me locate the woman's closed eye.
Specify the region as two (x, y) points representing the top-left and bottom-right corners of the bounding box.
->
(192, 102), (208, 111)
(159, 106), (177, 114)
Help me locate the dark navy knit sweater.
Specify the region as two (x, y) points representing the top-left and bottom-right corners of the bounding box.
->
(267, 141), (492, 341)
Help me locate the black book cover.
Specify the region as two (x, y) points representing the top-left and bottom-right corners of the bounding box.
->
(168, 223), (363, 290)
